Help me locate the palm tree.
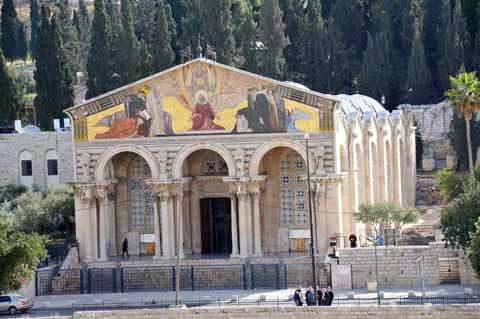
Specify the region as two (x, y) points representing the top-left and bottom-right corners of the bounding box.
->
(445, 67), (480, 176)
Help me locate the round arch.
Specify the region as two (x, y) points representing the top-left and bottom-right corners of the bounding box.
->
(171, 143), (236, 179)
(94, 144), (160, 180)
(249, 140), (312, 177)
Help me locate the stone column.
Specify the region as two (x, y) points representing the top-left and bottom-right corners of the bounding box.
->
(237, 191), (249, 258)
(97, 197), (108, 261)
(175, 192), (185, 259)
(246, 192), (253, 255)
(159, 192), (171, 258)
(168, 195), (176, 257)
(252, 190), (263, 257)
(153, 195), (162, 259)
(229, 192), (239, 258)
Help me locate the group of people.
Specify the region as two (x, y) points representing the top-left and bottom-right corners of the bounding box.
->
(293, 286), (334, 306)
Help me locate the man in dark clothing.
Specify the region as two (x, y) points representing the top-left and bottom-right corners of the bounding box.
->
(326, 287), (334, 306)
(122, 238), (129, 258)
(293, 287), (303, 306)
(317, 287), (323, 306)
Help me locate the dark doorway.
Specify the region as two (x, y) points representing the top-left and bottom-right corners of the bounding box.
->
(200, 198), (232, 255)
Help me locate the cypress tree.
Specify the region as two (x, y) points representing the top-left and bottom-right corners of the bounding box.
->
(257, 0), (288, 79)
(0, 50), (22, 126)
(232, 0), (251, 48)
(323, 17), (354, 94)
(151, 0), (174, 73)
(239, 6), (257, 72)
(115, 0), (140, 85)
(358, 31), (393, 103)
(330, 0), (367, 60)
(303, 0), (326, 91)
(30, 0), (40, 60)
(165, 3), (179, 60)
(86, 0), (113, 98)
(16, 23), (28, 61)
(423, 0), (450, 99)
(280, 0), (307, 81)
(438, 0), (468, 93)
(407, 22), (433, 104)
(57, 0), (81, 76)
(202, 0), (236, 64)
(137, 41), (151, 77)
(180, 0), (235, 64)
(35, 6), (74, 129)
(73, 10), (81, 38)
(1, 0), (18, 61)
(166, 0), (186, 36)
(79, 0), (91, 31)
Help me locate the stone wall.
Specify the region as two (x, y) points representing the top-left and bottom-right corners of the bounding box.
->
(399, 102), (455, 171)
(336, 242), (478, 289)
(0, 131), (74, 187)
(73, 305), (480, 319)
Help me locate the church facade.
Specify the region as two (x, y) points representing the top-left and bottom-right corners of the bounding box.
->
(66, 59), (416, 262)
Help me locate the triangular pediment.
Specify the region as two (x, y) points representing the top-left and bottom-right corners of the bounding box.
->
(66, 59), (338, 142)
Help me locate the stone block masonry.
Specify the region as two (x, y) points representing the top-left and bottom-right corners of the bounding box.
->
(336, 242), (479, 288)
(0, 131), (74, 187)
(73, 305), (480, 319)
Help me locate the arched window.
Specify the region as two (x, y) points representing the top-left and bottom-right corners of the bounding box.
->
(46, 149), (60, 186)
(128, 156), (154, 232)
(280, 150), (307, 226)
(19, 150), (33, 187)
(203, 153), (228, 176)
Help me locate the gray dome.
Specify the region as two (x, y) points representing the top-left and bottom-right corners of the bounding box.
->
(334, 94), (387, 116)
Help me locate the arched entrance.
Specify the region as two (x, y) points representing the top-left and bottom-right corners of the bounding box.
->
(254, 146), (309, 254)
(181, 149), (234, 256)
(98, 151), (156, 257)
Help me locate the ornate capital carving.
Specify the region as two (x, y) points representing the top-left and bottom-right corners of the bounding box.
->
(233, 148), (246, 177)
(95, 181), (116, 201)
(72, 183), (95, 202)
(236, 191), (249, 200)
(312, 145), (326, 175)
(158, 191), (170, 202)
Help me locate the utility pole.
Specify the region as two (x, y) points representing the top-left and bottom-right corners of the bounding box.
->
(305, 133), (317, 303)
(175, 193), (181, 306)
(367, 237), (381, 305)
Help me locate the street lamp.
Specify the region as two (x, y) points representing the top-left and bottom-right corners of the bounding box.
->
(417, 256), (425, 301)
(367, 237), (381, 305)
(305, 133), (318, 302)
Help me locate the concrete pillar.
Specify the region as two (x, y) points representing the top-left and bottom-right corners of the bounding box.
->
(252, 190), (263, 257)
(237, 191), (249, 258)
(159, 192), (171, 258)
(153, 195), (162, 259)
(230, 192), (239, 258)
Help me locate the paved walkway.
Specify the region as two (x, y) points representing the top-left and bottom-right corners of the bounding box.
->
(32, 284), (480, 309)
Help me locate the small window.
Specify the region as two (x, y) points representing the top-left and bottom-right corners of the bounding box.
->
(0, 296), (11, 302)
(21, 160), (32, 176)
(47, 159), (58, 176)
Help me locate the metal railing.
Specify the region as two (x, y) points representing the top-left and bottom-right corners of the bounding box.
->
(35, 262), (332, 296)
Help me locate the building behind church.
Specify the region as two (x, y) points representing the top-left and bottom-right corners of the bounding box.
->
(65, 59), (416, 262)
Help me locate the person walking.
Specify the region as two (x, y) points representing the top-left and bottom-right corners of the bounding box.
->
(122, 238), (130, 258)
(293, 287), (303, 306)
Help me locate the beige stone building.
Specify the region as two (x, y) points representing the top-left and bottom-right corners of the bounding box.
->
(65, 59), (416, 263)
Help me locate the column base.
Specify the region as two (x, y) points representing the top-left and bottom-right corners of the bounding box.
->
(253, 253), (263, 258)
(95, 256), (108, 262)
(230, 253), (240, 259)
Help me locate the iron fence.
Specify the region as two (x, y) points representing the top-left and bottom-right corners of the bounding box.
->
(331, 225), (438, 249)
(35, 262), (331, 296)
